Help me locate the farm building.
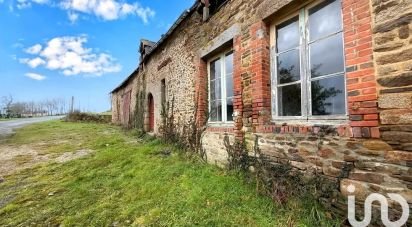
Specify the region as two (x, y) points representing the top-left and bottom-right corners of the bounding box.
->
(111, 0), (412, 222)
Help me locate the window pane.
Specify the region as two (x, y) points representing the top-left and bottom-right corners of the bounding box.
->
(309, 0), (342, 41)
(278, 84), (301, 116)
(210, 100), (222, 121)
(216, 100), (222, 121)
(276, 17), (300, 52)
(210, 78), (221, 101)
(226, 75), (233, 98)
(227, 98), (234, 121)
(210, 80), (216, 101)
(210, 100), (216, 121)
(225, 52), (233, 74)
(310, 33), (344, 77)
(311, 75), (345, 115)
(277, 49), (300, 84)
(210, 59), (221, 80)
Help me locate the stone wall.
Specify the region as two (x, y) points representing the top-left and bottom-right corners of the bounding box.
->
(112, 0), (296, 132)
(372, 0), (412, 151)
(111, 0), (412, 222)
(246, 129), (411, 220)
(111, 72), (139, 127)
(141, 17), (200, 133)
(202, 131), (235, 167)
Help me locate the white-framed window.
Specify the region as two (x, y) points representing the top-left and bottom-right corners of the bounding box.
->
(208, 50), (234, 123)
(271, 0), (347, 121)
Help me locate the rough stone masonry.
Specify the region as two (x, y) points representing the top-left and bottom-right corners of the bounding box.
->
(111, 0), (412, 224)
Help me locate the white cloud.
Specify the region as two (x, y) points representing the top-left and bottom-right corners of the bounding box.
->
(28, 57), (46, 68)
(14, 0), (155, 23)
(68, 11), (79, 23)
(20, 57), (46, 68)
(25, 44), (42, 54)
(16, 0), (48, 8)
(135, 4), (155, 24)
(60, 0), (155, 23)
(16, 0), (31, 9)
(32, 0), (48, 3)
(20, 35), (121, 77)
(25, 73), (46, 81)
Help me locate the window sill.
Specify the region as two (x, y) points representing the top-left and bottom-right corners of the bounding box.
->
(271, 117), (349, 126)
(207, 122), (234, 128)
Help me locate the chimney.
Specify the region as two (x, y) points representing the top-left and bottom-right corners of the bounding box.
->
(203, 0), (210, 21)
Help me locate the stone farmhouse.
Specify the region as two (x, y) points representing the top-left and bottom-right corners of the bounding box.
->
(111, 0), (412, 221)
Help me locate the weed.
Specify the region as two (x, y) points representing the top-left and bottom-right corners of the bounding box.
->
(0, 121), (341, 226)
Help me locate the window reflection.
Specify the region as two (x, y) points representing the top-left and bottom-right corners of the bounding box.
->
(278, 84), (301, 116)
(309, 0), (342, 41)
(310, 33), (344, 77)
(209, 51), (234, 122)
(227, 98), (233, 121)
(210, 100), (222, 121)
(311, 75), (345, 115)
(226, 76), (233, 98)
(225, 52), (233, 74)
(273, 0), (345, 118)
(210, 59), (221, 80)
(278, 50), (300, 84)
(277, 17), (300, 52)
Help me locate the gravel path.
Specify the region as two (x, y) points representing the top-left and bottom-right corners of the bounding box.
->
(0, 116), (63, 139)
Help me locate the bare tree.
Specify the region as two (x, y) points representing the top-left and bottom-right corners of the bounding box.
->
(0, 96), (74, 118)
(1, 95), (13, 117)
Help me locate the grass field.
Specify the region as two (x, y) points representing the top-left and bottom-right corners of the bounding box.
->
(0, 121), (339, 226)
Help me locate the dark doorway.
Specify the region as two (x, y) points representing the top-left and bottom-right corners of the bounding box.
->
(148, 93), (154, 132)
(161, 79), (166, 106)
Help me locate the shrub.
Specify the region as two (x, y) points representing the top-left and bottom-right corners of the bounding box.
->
(64, 111), (110, 123)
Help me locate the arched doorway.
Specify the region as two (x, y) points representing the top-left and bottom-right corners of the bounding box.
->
(148, 93), (154, 132)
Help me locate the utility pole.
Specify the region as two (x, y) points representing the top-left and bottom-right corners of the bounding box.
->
(70, 96), (74, 113)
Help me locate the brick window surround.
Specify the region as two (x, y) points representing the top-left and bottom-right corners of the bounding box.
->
(196, 0), (378, 139)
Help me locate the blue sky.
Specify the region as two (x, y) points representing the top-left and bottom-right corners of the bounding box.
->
(0, 0), (193, 112)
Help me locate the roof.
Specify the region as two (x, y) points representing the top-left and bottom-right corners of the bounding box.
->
(139, 39), (156, 52)
(110, 68), (139, 94)
(111, 1), (200, 94)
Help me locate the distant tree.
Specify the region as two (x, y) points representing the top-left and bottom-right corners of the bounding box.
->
(9, 102), (26, 117)
(276, 63), (342, 116)
(310, 64), (343, 115)
(0, 96), (72, 118)
(1, 95), (13, 117)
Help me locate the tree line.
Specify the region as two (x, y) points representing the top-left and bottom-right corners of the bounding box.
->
(0, 95), (71, 118)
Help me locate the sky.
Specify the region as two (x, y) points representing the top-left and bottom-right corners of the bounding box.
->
(0, 0), (194, 112)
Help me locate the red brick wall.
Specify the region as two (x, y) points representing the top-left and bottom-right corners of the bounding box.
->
(197, 0), (380, 140)
(195, 57), (208, 126)
(231, 0), (378, 139)
(233, 36), (244, 140)
(342, 0), (379, 138)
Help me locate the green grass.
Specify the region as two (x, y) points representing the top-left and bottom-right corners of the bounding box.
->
(99, 111), (112, 116)
(0, 121), (339, 226)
